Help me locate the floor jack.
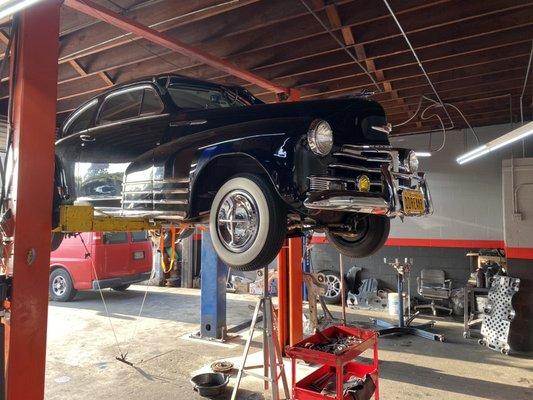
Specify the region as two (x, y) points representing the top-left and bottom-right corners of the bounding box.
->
(371, 259), (445, 342)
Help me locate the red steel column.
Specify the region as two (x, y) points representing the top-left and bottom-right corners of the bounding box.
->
(288, 237), (303, 345)
(3, 2), (60, 399)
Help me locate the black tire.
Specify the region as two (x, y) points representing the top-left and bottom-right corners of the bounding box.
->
(326, 215), (390, 258)
(51, 232), (64, 252)
(209, 174), (286, 271)
(49, 268), (77, 302)
(319, 270), (343, 305)
(112, 284), (130, 291)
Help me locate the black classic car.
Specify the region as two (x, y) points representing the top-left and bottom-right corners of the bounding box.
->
(54, 74), (432, 271)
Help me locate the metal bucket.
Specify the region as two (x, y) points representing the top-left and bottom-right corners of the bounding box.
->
(190, 372), (229, 397)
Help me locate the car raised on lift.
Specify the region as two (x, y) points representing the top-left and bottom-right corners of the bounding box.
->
(54, 74), (432, 271)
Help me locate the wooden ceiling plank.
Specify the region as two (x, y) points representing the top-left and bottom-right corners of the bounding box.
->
(68, 59), (87, 76)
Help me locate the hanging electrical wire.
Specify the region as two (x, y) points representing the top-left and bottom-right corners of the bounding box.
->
(382, 0), (452, 124)
(299, 0), (382, 93)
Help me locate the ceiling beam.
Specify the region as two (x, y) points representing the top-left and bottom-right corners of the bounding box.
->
(64, 0), (295, 98)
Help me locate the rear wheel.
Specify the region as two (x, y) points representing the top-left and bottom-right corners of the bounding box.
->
(209, 174), (286, 271)
(49, 268), (76, 302)
(326, 215), (390, 258)
(112, 284), (130, 291)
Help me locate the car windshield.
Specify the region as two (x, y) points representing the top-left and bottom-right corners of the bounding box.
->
(167, 84), (248, 110)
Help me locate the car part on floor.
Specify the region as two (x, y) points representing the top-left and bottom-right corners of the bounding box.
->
(190, 372), (229, 398)
(231, 264), (290, 400)
(371, 258), (444, 342)
(210, 361), (234, 374)
(479, 275), (520, 355)
(463, 285), (489, 339)
(303, 272), (339, 334)
(319, 270), (343, 305)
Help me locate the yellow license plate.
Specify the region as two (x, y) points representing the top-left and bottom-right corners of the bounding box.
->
(402, 190), (425, 214)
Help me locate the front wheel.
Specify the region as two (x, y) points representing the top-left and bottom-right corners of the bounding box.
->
(326, 215), (390, 258)
(209, 174), (286, 271)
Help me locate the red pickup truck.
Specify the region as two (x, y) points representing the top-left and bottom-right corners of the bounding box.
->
(49, 231), (153, 301)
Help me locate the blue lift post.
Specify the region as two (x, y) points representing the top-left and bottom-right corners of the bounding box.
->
(302, 234), (311, 301)
(200, 231), (228, 339)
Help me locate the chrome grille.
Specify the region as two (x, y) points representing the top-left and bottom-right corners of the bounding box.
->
(324, 145), (394, 193)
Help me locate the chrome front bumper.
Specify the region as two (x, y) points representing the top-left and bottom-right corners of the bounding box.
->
(304, 164), (433, 217)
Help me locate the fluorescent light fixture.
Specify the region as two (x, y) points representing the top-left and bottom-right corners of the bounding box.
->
(0, 0), (44, 20)
(415, 152), (431, 157)
(456, 121), (533, 165)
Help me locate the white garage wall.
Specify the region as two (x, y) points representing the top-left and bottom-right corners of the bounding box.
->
(388, 123), (532, 241)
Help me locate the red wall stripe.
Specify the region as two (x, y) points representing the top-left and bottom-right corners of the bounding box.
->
(505, 247), (533, 260)
(310, 235), (504, 249)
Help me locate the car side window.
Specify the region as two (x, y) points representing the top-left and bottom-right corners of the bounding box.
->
(141, 88), (164, 115)
(98, 88), (143, 124)
(63, 100), (97, 136)
(103, 232), (128, 244)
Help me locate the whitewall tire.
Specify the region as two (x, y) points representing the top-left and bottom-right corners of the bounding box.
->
(209, 174), (286, 271)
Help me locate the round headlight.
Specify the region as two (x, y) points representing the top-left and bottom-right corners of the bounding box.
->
(307, 119), (333, 156)
(406, 151), (419, 173)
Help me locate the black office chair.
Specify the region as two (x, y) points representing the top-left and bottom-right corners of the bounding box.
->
(415, 269), (452, 315)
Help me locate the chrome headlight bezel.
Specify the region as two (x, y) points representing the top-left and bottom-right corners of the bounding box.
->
(405, 150), (419, 173)
(307, 119), (333, 156)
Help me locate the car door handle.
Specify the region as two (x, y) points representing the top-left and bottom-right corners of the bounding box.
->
(80, 134), (95, 142)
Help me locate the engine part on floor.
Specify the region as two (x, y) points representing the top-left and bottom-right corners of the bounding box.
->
(479, 275), (520, 355)
(190, 372), (229, 397)
(210, 361), (234, 373)
(450, 288), (465, 316)
(344, 266), (363, 295)
(347, 278), (385, 309)
(303, 272), (340, 334)
(371, 258), (444, 342)
(463, 285), (489, 339)
(231, 265), (290, 400)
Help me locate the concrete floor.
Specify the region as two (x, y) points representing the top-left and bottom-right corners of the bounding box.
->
(45, 286), (532, 400)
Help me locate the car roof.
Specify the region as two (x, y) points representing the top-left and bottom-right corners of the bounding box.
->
(61, 74), (229, 131)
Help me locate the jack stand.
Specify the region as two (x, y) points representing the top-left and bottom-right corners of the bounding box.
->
(371, 259), (445, 342)
(231, 265), (290, 400)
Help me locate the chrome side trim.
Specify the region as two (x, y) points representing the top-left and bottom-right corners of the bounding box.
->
(123, 188), (189, 195)
(123, 178), (190, 185)
(123, 199), (188, 205)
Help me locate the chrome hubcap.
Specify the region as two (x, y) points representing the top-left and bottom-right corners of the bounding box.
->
(325, 275), (341, 298)
(216, 189), (259, 253)
(52, 275), (67, 296)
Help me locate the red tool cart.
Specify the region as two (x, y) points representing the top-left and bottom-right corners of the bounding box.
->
(286, 325), (379, 400)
